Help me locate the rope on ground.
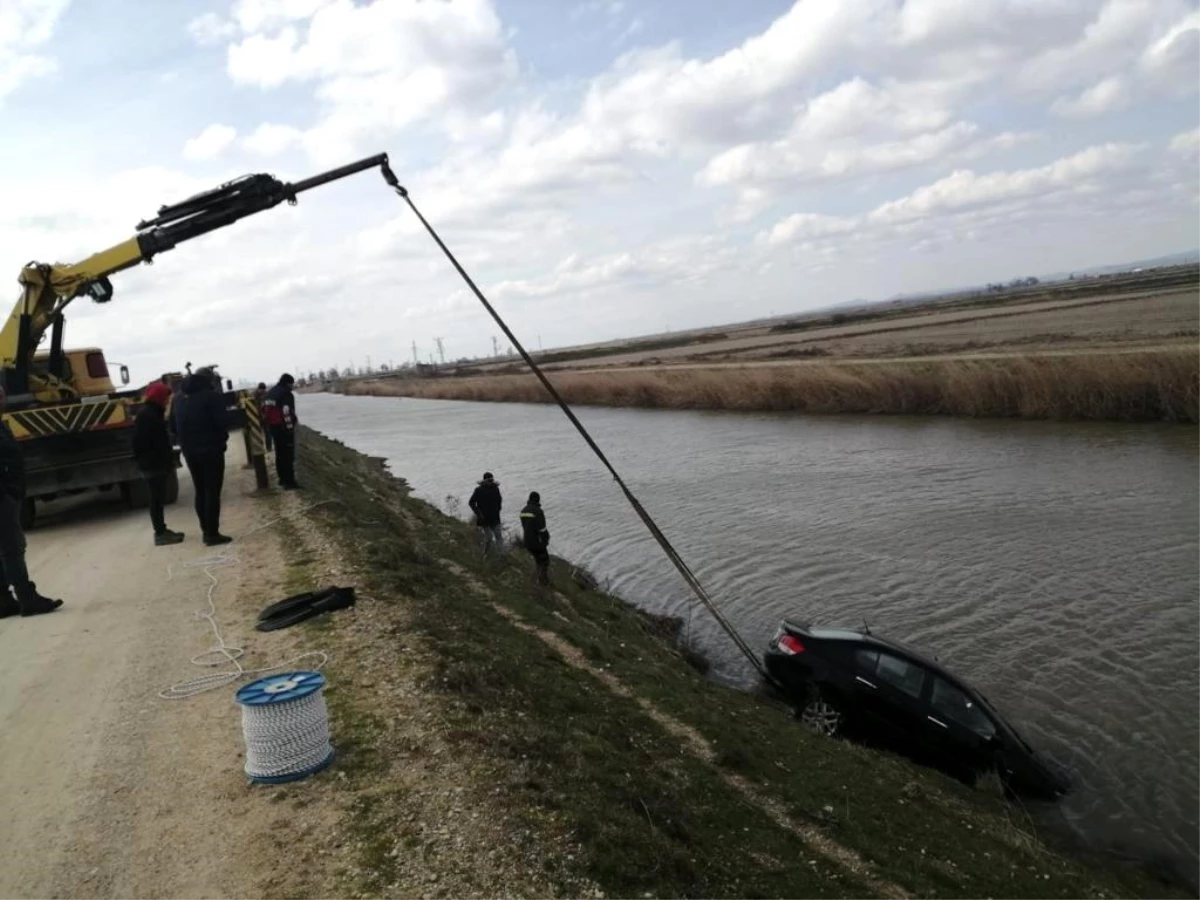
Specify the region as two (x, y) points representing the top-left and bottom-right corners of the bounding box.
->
(157, 501), (337, 700)
(383, 174), (772, 682)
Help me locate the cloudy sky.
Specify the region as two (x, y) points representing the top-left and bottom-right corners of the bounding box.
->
(1, 0), (1197, 382)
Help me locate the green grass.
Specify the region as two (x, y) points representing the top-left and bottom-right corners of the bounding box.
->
(288, 428), (1189, 899)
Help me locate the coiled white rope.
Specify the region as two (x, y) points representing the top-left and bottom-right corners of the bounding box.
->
(239, 678), (334, 782)
(158, 502), (336, 700)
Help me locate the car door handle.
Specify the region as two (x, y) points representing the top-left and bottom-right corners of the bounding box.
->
(927, 716), (948, 728)
(855, 676), (877, 689)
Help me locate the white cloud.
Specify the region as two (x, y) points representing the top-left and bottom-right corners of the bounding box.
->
(182, 123), (238, 161)
(868, 143), (1145, 225)
(243, 122), (303, 156)
(0, 0), (68, 101)
(222, 0), (516, 163)
(1051, 75), (1132, 118)
(1139, 9), (1200, 90)
(1015, 0), (1171, 92)
(762, 213), (859, 246)
(1169, 128), (1200, 157)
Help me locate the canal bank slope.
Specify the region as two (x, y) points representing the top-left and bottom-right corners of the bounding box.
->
(271, 425), (1186, 898)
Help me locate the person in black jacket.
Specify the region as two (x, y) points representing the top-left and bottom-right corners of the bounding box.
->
(519, 491), (550, 585)
(0, 386), (62, 618)
(468, 472), (503, 555)
(133, 381), (184, 546)
(173, 369), (231, 545)
(263, 374), (299, 489)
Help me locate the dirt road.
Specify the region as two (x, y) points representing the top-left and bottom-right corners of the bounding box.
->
(0, 461), (301, 898)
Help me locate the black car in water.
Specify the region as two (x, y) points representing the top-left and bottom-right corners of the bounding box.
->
(765, 620), (1068, 800)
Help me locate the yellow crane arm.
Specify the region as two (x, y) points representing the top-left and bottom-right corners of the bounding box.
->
(3, 153), (396, 399)
(2, 238), (143, 372)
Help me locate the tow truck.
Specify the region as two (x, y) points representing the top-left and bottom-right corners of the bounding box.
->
(2, 153), (398, 526)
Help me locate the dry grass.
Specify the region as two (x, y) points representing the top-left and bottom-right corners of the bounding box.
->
(346, 350), (1199, 422)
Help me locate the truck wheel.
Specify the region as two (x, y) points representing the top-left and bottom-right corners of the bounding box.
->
(122, 478), (151, 509)
(20, 498), (35, 530)
(164, 469), (180, 505)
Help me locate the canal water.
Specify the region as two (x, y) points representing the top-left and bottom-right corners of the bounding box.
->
(301, 392), (1199, 881)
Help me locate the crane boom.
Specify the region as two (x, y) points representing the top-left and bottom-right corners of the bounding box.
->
(3, 152), (397, 399)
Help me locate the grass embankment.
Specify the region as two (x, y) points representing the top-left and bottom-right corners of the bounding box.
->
(345, 350), (1198, 422)
(268, 426), (1185, 898)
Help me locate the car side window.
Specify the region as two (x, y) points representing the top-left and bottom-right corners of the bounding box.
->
(930, 678), (996, 740)
(854, 649), (879, 672)
(873, 653), (926, 699)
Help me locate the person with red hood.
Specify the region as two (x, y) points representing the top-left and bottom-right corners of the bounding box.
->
(133, 382), (184, 546)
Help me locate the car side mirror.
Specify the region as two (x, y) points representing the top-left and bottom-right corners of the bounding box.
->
(119, 365), (130, 386)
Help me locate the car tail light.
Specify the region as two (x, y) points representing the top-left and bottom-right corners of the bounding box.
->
(777, 634), (805, 655)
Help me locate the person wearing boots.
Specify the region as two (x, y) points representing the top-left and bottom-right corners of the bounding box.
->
(468, 471), (503, 555)
(173, 368), (232, 546)
(263, 373), (299, 489)
(520, 491), (551, 586)
(133, 382), (184, 546)
(0, 386), (62, 618)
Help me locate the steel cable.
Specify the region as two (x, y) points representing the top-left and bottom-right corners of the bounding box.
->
(384, 178), (771, 681)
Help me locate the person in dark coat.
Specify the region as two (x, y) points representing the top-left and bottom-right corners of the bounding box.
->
(468, 472), (503, 555)
(0, 386), (62, 618)
(173, 369), (231, 545)
(133, 381), (184, 546)
(519, 491), (550, 585)
(263, 374), (299, 489)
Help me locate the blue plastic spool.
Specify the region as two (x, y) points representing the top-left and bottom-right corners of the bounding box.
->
(235, 671), (335, 784)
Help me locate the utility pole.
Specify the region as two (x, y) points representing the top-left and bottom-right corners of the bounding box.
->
(434, 338), (446, 365)
(491, 335), (500, 357)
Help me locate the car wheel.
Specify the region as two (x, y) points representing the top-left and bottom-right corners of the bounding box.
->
(800, 694), (842, 737)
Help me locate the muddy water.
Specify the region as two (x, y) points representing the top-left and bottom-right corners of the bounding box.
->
(300, 393), (1199, 879)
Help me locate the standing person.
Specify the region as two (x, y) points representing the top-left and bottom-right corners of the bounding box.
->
(173, 368), (232, 546)
(253, 382), (273, 453)
(263, 373), (299, 489)
(468, 472), (503, 556)
(0, 386), (62, 618)
(134, 383), (185, 546)
(520, 491), (550, 586)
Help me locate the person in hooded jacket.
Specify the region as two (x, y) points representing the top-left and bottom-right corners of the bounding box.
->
(173, 368), (231, 545)
(263, 373), (299, 489)
(133, 381), (184, 546)
(519, 491), (550, 585)
(0, 385), (62, 618)
(468, 472), (503, 555)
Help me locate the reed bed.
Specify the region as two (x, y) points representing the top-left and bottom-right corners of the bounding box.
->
(345, 350), (1199, 422)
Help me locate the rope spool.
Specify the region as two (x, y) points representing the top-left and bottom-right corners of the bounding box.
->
(235, 671), (335, 784)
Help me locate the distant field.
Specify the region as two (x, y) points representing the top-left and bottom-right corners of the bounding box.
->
(531, 286), (1197, 371)
(459, 266), (1200, 373)
(331, 267), (1199, 422)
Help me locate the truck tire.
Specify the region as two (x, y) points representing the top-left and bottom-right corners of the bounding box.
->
(122, 478), (151, 509)
(164, 469), (180, 505)
(20, 498), (35, 531)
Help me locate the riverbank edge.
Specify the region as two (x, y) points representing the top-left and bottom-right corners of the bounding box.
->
(336, 349), (1199, 423)
(271, 426), (1189, 898)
